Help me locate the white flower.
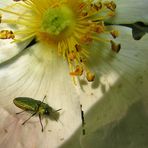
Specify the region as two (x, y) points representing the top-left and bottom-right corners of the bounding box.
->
(0, 0), (148, 148)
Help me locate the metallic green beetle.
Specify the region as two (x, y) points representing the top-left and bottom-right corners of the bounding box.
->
(13, 95), (61, 132)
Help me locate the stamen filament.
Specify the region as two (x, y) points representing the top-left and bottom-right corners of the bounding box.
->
(2, 19), (34, 26)
(0, 8), (25, 16)
(11, 33), (35, 43)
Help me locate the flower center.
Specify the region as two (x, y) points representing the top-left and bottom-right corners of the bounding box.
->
(0, 0), (121, 83)
(41, 6), (74, 36)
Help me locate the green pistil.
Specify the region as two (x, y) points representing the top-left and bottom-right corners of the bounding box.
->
(41, 6), (74, 36)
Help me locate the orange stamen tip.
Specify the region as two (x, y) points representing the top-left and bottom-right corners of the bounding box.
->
(86, 72), (95, 82)
(110, 30), (119, 38)
(70, 65), (83, 76)
(105, 1), (116, 11)
(68, 51), (76, 61)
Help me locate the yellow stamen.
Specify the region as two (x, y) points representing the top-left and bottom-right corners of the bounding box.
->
(0, 0), (120, 83)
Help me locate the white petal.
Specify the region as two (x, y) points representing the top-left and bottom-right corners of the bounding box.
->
(0, 0), (13, 7)
(107, 0), (148, 24)
(78, 26), (148, 147)
(0, 36), (31, 64)
(0, 43), (82, 148)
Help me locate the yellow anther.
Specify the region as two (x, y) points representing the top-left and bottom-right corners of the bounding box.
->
(70, 65), (83, 76)
(110, 30), (119, 38)
(80, 34), (93, 44)
(0, 30), (15, 39)
(86, 72), (95, 82)
(110, 40), (121, 53)
(95, 2), (102, 11)
(91, 23), (105, 33)
(79, 2), (85, 10)
(91, 3), (102, 11)
(105, 1), (116, 11)
(75, 44), (82, 52)
(68, 51), (76, 61)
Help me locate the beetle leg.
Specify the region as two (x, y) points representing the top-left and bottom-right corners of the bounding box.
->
(39, 114), (44, 132)
(22, 112), (37, 125)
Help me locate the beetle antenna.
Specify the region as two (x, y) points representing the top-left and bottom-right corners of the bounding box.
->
(38, 95), (47, 108)
(52, 109), (63, 126)
(42, 95), (46, 103)
(52, 108), (62, 113)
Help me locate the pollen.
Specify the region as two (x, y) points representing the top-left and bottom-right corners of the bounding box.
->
(0, 0), (121, 82)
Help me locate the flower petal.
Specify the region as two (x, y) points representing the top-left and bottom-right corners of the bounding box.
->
(78, 26), (148, 147)
(0, 0), (32, 64)
(0, 0), (13, 7)
(0, 43), (82, 148)
(107, 0), (148, 24)
(79, 25), (148, 109)
(0, 36), (31, 65)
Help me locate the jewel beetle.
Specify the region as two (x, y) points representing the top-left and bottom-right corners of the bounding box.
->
(13, 95), (61, 132)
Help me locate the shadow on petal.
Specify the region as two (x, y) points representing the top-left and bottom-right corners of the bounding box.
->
(60, 68), (148, 148)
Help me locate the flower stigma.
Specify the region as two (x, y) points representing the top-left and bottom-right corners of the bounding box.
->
(0, 0), (121, 83)
(41, 6), (74, 36)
